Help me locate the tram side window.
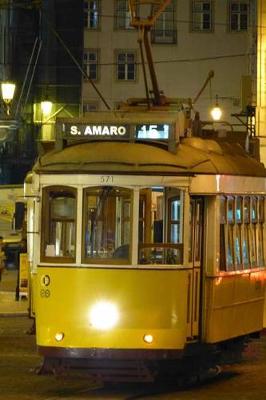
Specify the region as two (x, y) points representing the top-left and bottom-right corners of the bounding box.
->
(41, 187), (76, 261)
(138, 187), (184, 265)
(220, 195), (265, 271)
(258, 197), (265, 266)
(83, 186), (132, 263)
(235, 196), (242, 268)
(226, 196), (235, 270)
(243, 196), (250, 267)
(219, 196), (226, 269)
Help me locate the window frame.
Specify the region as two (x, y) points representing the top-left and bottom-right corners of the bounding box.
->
(219, 195), (266, 272)
(40, 186), (77, 263)
(82, 186), (133, 265)
(114, 0), (134, 30)
(115, 49), (137, 82)
(191, 0), (213, 33)
(228, 0), (248, 32)
(84, 0), (100, 30)
(138, 187), (184, 266)
(82, 101), (99, 114)
(151, 0), (177, 44)
(83, 49), (99, 81)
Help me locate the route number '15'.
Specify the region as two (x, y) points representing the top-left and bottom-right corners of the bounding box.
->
(139, 125), (158, 137)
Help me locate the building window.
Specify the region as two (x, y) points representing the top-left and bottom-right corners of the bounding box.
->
(83, 50), (99, 80)
(84, 0), (100, 29)
(114, 0), (133, 30)
(151, 1), (177, 44)
(116, 51), (136, 81)
(229, 1), (248, 32)
(191, 0), (213, 32)
(83, 102), (98, 113)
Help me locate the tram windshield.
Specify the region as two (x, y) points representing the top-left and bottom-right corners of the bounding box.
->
(138, 187), (184, 265)
(40, 185), (185, 266)
(83, 187), (132, 263)
(41, 187), (76, 260)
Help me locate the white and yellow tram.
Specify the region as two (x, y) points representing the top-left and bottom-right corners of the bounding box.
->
(25, 111), (266, 381)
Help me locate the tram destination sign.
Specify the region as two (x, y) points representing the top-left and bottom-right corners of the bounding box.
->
(62, 123), (130, 140)
(60, 122), (171, 141)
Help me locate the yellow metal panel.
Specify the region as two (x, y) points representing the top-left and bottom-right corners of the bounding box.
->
(204, 272), (265, 343)
(35, 267), (188, 350)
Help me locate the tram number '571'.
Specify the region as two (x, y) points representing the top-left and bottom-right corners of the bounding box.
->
(100, 176), (113, 184)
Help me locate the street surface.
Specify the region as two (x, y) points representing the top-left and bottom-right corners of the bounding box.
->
(0, 316), (266, 400)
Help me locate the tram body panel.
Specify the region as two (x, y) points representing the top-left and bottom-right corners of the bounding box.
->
(190, 174), (266, 195)
(35, 266), (188, 350)
(204, 272), (265, 343)
(264, 296), (266, 327)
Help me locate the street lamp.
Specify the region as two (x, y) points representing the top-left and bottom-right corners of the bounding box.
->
(1, 81), (16, 116)
(40, 100), (53, 116)
(210, 95), (222, 121)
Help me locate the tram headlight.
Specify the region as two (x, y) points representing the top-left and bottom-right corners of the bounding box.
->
(55, 332), (64, 342)
(143, 334), (154, 344)
(89, 301), (119, 330)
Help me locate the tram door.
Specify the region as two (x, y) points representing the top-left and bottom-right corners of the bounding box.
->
(187, 197), (204, 340)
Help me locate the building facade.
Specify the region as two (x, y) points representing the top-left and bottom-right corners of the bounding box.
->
(83, 0), (256, 127)
(0, 0), (264, 184)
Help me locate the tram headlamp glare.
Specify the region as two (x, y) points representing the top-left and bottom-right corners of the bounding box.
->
(89, 301), (119, 330)
(55, 332), (64, 342)
(143, 334), (154, 344)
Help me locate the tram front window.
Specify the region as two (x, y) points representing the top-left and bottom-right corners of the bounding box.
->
(139, 187), (184, 265)
(41, 187), (76, 261)
(84, 187), (132, 263)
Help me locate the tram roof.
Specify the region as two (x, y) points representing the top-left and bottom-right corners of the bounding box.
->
(33, 137), (266, 177)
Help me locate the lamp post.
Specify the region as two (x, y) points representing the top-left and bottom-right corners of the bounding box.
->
(1, 81), (16, 116)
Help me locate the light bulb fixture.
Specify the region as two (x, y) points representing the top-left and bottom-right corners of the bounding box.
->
(1, 81), (16, 115)
(210, 95), (222, 121)
(41, 100), (53, 116)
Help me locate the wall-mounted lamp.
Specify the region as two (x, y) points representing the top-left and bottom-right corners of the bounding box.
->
(1, 81), (16, 116)
(40, 100), (53, 116)
(210, 95), (222, 121)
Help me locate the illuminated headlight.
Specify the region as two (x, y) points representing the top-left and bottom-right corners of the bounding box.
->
(89, 301), (119, 330)
(55, 332), (64, 342)
(143, 334), (154, 344)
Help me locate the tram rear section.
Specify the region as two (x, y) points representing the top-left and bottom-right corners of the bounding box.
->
(25, 111), (266, 382)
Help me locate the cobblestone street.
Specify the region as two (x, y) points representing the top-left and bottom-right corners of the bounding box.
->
(0, 316), (266, 400)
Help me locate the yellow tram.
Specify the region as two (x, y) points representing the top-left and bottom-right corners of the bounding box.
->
(25, 110), (266, 381)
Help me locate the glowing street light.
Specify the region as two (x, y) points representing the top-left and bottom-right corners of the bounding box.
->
(1, 81), (16, 115)
(40, 100), (53, 116)
(210, 95), (222, 121)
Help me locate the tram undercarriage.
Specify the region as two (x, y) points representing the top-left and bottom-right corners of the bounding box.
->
(37, 334), (253, 383)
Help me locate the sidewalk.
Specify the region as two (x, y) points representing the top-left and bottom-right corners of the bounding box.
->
(0, 269), (28, 316)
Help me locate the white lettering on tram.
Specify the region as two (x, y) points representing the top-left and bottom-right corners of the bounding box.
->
(70, 125), (80, 135)
(69, 125), (127, 136)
